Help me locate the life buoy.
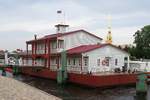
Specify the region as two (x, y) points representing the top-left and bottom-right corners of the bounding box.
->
(102, 59), (109, 66)
(102, 60), (106, 66)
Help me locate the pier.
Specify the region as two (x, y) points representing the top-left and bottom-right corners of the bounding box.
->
(0, 76), (61, 100)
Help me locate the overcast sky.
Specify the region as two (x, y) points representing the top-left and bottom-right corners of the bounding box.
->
(0, 0), (150, 50)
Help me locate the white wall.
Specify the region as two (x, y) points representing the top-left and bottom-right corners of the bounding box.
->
(82, 45), (129, 72)
(129, 61), (150, 72)
(0, 59), (4, 65)
(34, 31), (102, 54)
(61, 31), (102, 50)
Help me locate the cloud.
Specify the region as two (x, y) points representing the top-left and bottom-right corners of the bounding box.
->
(0, 0), (150, 50)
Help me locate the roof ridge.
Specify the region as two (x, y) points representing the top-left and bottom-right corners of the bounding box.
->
(44, 29), (84, 37)
(26, 29), (102, 43)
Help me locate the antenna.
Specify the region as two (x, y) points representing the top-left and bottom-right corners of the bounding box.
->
(57, 10), (66, 24)
(57, 10), (63, 24)
(55, 10), (69, 33)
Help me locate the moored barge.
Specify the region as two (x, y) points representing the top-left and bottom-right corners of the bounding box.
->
(13, 24), (150, 87)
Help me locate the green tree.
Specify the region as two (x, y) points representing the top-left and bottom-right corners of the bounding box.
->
(133, 25), (150, 59)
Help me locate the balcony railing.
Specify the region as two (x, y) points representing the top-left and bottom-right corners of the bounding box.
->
(50, 65), (58, 71)
(50, 48), (64, 53)
(36, 50), (45, 54)
(48, 65), (89, 73)
(34, 48), (64, 54)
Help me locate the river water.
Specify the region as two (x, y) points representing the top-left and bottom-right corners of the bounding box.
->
(14, 75), (136, 100)
(3, 73), (150, 100)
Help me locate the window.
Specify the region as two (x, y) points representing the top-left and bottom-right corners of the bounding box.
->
(115, 59), (118, 66)
(124, 57), (127, 61)
(84, 56), (88, 66)
(56, 58), (58, 65)
(105, 57), (109, 66)
(51, 58), (57, 65)
(97, 59), (100, 66)
(58, 40), (64, 48)
(73, 58), (76, 65)
(68, 58), (71, 65)
(79, 59), (81, 66)
(52, 42), (57, 49)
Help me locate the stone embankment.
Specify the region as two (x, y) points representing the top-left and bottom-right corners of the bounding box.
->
(0, 76), (61, 100)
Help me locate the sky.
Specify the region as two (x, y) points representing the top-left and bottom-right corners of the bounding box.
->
(0, 0), (150, 50)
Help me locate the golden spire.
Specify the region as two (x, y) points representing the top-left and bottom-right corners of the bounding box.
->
(106, 15), (112, 44)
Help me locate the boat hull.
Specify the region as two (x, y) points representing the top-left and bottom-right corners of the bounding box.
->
(21, 67), (138, 88)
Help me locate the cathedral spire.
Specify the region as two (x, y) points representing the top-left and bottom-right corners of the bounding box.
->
(106, 15), (112, 44)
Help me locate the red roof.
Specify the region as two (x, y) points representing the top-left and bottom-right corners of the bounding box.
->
(67, 44), (107, 54)
(27, 29), (102, 43)
(67, 43), (128, 54)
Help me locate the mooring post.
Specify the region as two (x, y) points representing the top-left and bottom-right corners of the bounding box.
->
(57, 50), (68, 84)
(13, 53), (20, 75)
(13, 66), (19, 75)
(2, 68), (6, 76)
(135, 72), (147, 100)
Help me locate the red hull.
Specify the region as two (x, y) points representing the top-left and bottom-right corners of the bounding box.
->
(21, 67), (137, 87)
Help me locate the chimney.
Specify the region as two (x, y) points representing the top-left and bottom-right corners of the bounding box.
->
(34, 34), (37, 40)
(55, 24), (69, 33)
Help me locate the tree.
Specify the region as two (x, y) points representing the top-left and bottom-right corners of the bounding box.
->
(133, 25), (150, 59)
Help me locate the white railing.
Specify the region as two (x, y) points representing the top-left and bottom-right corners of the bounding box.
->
(67, 66), (81, 72)
(67, 66), (88, 73)
(48, 65), (88, 73)
(50, 48), (63, 53)
(36, 50), (45, 54)
(127, 61), (150, 72)
(34, 63), (44, 67)
(50, 65), (58, 71)
(89, 67), (111, 73)
(0, 59), (4, 65)
(82, 67), (89, 73)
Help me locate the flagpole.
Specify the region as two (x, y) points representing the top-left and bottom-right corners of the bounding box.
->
(56, 10), (62, 70)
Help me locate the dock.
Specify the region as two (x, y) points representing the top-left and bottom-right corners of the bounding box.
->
(0, 76), (61, 100)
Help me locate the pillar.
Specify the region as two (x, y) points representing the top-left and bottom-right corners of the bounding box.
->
(32, 43), (34, 66)
(80, 55), (82, 73)
(127, 56), (130, 71)
(48, 39), (50, 68)
(45, 40), (47, 67)
(26, 43), (28, 65)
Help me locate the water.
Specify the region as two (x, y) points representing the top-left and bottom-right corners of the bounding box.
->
(3, 72), (150, 100)
(14, 75), (136, 100)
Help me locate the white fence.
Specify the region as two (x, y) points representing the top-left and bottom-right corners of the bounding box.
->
(49, 65), (88, 73)
(128, 61), (150, 72)
(67, 66), (88, 73)
(50, 65), (58, 71)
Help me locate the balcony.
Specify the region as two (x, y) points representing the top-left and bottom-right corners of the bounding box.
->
(51, 48), (64, 53)
(36, 50), (45, 54)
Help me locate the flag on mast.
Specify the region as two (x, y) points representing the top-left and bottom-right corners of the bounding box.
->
(57, 10), (62, 14)
(57, 10), (64, 24)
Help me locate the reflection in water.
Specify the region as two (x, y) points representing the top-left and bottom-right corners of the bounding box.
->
(14, 75), (136, 100)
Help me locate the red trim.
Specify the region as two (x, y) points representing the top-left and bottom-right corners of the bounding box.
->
(26, 43), (29, 64)
(45, 40), (47, 67)
(5, 68), (13, 73)
(21, 67), (137, 88)
(48, 39), (50, 68)
(81, 56), (82, 72)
